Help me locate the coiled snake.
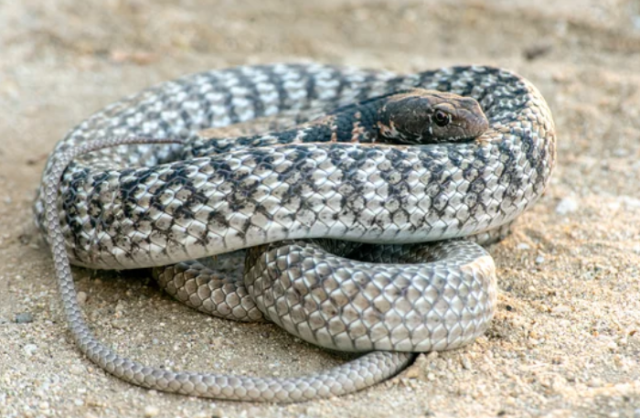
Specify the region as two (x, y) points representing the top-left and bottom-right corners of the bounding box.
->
(34, 64), (556, 402)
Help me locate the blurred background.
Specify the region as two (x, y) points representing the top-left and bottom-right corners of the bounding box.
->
(2, 1), (640, 417)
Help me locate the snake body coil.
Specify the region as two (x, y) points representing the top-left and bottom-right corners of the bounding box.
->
(35, 64), (556, 402)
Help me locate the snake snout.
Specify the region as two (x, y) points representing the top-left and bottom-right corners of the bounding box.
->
(471, 111), (490, 137)
(456, 99), (490, 139)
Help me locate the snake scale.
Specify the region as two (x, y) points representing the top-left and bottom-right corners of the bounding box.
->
(34, 63), (556, 402)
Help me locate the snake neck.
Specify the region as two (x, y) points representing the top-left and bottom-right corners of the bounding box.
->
(185, 87), (490, 160)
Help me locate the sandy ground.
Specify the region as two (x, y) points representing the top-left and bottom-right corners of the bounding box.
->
(1, 0), (640, 417)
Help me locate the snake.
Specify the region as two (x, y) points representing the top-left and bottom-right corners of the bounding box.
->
(34, 63), (556, 402)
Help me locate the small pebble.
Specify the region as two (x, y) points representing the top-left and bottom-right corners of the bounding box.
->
(247, 407), (261, 417)
(517, 243), (531, 250)
(14, 312), (34, 324)
(115, 300), (126, 314)
(77, 291), (87, 305)
(620, 196), (640, 209)
(535, 256), (545, 264)
(143, 405), (160, 417)
(69, 364), (85, 375)
(404, 367), (419, 379)
(23, 344), (38, 356)
(556, 197), (578, 214)
(613, 148), (627, 157)
(552, 305), (571, 314)
(460, 356), (472, 370)
(111, 319), (126, 329)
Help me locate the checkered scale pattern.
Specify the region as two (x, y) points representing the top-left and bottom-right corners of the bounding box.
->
(36, 64), (556, 401)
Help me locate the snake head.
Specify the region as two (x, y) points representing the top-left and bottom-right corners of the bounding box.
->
(376, 89), (489, 144)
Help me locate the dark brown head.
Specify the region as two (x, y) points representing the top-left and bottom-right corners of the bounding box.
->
(376, 89), (489, 144)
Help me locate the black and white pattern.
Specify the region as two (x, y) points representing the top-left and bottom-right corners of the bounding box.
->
(36, 64), (556, 402)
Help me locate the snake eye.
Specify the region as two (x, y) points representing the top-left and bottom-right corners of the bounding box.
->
(434, 110), (451, 127)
